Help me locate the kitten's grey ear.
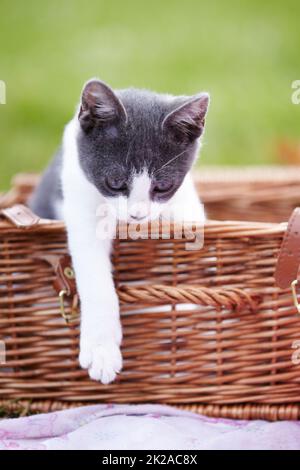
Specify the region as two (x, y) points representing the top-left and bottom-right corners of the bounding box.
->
(79, 79), (127, 131)
(162, 93), (210, 141)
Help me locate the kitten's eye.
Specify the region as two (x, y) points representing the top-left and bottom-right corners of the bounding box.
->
(106, 176), (127, 191)
(153, 180), (174, 193)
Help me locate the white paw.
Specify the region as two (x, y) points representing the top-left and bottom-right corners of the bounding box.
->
(79, 340), (122, 384)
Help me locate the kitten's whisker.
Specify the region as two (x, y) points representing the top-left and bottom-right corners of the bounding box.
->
(125, 135), (136, 166)
(154, 149), (187, 175)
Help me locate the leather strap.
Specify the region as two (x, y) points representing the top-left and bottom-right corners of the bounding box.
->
(1, 204), (78, 315)
(1, 204), (40, 228)
(275, 207), (300, 289)
(37, 254), (77, 297)
(37, 253), (79, 322)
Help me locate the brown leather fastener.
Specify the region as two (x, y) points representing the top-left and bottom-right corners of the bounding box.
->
(36, 253), (79, 323)
(275, 207), (300, 289)
(37, 254), (77, 297)
(1, 204), (40, 228)
(55, 255), (77, 297)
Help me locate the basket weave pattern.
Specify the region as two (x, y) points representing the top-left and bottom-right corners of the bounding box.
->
(0, 171), (300, 421)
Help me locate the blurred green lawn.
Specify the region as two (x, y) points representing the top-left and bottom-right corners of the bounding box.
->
(1, 0), (300, 189)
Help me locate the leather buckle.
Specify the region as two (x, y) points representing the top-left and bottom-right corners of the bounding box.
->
(1, 204), (40, 228)
(59, 290), (79, 323)
(291, 280), (300, 314)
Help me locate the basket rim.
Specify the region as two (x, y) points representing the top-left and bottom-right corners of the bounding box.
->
(0, 210), (287, 237)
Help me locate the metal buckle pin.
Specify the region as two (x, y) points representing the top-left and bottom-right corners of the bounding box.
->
(59, 290), (79, 323)
(291, 279), (300, 314)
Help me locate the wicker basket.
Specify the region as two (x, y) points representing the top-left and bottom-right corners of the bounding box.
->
(197, 166), (300, 223)
(0, 168), (300, 421)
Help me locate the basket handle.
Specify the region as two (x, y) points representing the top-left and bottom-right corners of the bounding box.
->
(117, 284), (259, 312)
(37, 252), (260, 325)
(275, 207), (300, 289)
(0, 204), (53, 228)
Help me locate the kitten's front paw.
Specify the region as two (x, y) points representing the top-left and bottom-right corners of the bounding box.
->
(79, 340), (122, 384)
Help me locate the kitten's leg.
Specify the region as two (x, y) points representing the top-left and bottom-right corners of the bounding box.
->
(64, 196), (122, 384)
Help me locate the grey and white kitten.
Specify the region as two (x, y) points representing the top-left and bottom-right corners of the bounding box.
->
(29, 79), (210, 384)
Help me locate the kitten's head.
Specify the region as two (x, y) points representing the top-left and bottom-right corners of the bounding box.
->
(77, 78), (209, 222)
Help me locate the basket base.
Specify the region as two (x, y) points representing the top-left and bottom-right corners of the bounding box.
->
(1, 400), (299, 421)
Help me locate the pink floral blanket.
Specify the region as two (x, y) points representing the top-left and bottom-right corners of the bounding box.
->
(0, 404), (299, 450)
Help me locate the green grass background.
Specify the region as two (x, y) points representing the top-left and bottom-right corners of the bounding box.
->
(0, 0), (300, 189)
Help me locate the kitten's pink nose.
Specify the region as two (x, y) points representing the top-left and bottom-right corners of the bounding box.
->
(129, 213), (147, 221)
(129, 201), (150, 221)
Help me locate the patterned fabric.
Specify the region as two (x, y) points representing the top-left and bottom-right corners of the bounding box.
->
(0, 404), (299, 450)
